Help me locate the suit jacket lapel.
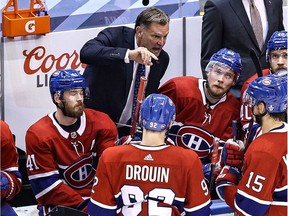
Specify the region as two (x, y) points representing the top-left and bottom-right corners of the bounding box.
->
(230, 0), (260, 51)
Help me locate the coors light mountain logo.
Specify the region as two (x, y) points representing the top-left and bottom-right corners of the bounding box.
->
(23, 46), (86, 74)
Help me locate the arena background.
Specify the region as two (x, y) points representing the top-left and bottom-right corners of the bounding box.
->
(0, 0), (287, 153)
(0, 1), (287, 215)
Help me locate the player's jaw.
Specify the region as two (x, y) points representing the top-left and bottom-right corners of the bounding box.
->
(62, 101), (84, 118)
(208, 83), (227, 98)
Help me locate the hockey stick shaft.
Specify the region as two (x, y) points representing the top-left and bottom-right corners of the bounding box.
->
(115, 122), (183, 138)
(208, 137), (220, 191)
(249, 49), (263, 77)
(243, 118), (254, 153)
(243, 49), (262, 151)
(232, 120), (238, 142)
(130, 76), (148, 137)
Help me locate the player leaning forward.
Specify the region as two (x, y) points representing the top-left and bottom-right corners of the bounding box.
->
(88, 94), (212, 215)
(216, 74), (288, 215)
(25, 69), (118, 215)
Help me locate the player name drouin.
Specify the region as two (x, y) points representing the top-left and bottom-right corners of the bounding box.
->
(126, 165), (170, 183)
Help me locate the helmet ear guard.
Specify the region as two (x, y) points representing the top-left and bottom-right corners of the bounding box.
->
(49, 69), (89, 104)
(139, 94), (176, 132)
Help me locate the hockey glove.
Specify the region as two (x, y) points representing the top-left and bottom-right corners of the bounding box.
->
(117, 135), (141, 145)
(221, 138), (244, 169)
(215, 165), (241, 200)
(1, 172), (12, 200)
(202, 162), (222, 185)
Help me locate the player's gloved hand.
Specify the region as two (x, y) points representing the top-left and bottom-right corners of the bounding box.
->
(117, 135), (141, 145)
(215, 165), (241, 200)
(221, 138), (245, 169)
(1, 172), (12, 200)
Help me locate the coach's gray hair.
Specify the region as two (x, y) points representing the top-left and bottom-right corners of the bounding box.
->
(135, 7), (170, 31)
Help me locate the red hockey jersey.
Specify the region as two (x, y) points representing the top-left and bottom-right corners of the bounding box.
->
(224, 123), (288, 215)
(88, 144), (212, 216)
(1, 120), (22, 201)
(25, 108), (118, 213)
(158, 77), (240, 160)
(240, 69), (270, 130)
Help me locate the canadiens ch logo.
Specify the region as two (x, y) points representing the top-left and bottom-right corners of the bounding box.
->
(170, 125), (214, 159)
(63, 155), (96, 189)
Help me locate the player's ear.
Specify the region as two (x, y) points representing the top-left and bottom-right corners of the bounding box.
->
(54, 93), (61, 104)
(258, 102), (266, 115)
(232, 74), (239, 85)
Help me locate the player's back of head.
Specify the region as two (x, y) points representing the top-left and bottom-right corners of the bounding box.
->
(139, 93), (175, 132)
(245, 74), (287, 114)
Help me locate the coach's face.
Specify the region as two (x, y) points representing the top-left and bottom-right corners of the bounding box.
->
(136, 23), (169, 57)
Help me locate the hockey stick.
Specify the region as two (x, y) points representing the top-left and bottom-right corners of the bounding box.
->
(47, 206), (88, 216)
(249, 49), (263, 77)
(116, 122), (183, 138)
(243, 118), (254, 153)
(232, 120), (238, 142)
(130, 76), (148, 137)
(208, 137), (220, 192)
(243, 49), (263, 151)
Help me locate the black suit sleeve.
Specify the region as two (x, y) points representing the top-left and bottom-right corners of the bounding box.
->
(80, 27), (130, 66)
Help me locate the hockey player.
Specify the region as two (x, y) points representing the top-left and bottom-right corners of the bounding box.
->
(25, 69), (118, 215)
(240, 30), (287, 131)
(88, 94), (212, 216)
(158, 48), (242, 187)
(1, 120), (22, 216)
(216, 74), (288, 215)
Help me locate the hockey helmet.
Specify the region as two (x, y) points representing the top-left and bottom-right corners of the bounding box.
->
(266, 30), (288, 62)
(139, 94), (175, 132)
(273, 68), (287, 79)
(49, 69), (88, 103)
(206, 48), (242, 75)
(245, 74), (287, 113)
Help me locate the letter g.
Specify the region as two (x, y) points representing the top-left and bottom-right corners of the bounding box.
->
(25, 20), (35, 33)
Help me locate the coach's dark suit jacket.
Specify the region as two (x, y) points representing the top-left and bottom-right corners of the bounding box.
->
(201, 0), (284, 88)
(80, 26), (169, 123)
